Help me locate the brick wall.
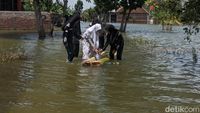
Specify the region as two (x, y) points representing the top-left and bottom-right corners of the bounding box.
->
(0, 11), (51, 31)
(116, 13), (149, 24)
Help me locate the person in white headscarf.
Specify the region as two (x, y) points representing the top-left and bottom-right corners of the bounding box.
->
(81, 23), (102, 61)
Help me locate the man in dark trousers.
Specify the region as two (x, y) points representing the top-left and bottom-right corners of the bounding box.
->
(72, 16), (81, 58)
(62, 12), (81, 62)
(102, 24), (124, 60)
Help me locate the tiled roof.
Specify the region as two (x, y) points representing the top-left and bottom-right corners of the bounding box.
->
(116, 7), (149, 14)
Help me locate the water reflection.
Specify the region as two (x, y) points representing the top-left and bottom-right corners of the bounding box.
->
(0, 63), (22, 113)
(0, 24), (200, 113)
(77, 67), (109, 113)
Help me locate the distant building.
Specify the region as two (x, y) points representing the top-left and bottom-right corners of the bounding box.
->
(0, 0), (23, 11)
(108, 10), (117, 23)
(115, 7), (150, 24)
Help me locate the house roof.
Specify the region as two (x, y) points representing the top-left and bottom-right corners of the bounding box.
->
(116, 7), (149, 14)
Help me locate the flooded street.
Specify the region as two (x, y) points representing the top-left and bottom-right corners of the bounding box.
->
(0, 23), (200, 113)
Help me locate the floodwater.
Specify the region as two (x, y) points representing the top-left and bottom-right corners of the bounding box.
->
(0, 23), (200, 113)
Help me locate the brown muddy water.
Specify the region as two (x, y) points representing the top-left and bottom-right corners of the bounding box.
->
(0, 23), (200, 113)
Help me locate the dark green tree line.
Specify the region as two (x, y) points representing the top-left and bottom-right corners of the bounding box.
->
(181, 0), (200, 40)
(91, 0), (146, 32)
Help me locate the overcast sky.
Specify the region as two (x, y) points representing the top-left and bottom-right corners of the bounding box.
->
(68, 0), (95, 10)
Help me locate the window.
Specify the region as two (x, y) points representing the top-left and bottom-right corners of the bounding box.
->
(0, 0), (17, 11)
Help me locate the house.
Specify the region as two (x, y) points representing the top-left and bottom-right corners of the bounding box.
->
(0, 0), (23, 11)
(115, 7), (150, 24)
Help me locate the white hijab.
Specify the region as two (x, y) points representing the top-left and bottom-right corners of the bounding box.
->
(82, 23), (102, 48)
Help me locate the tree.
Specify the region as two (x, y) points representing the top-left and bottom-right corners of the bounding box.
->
(181, 0), (200, 42)
(82, 8), (96, 21)
(33, 0), (46, 39)
(23, 0), (34, 11)
(145, 0), (159, 19)
(181, 0), (200, 63)
(93, 0), (118, 24)
(119, 0), (146, 32)
(24, 0), (54, 12)
(75, 0), (83, 12)
(50, 3), (63, 14)
(150, 0), (182, 31)
(39, 0), (53, 12)
(92, 0), (146, 32)
(56, 0), (69, 16)
(181, 0), (200, 29)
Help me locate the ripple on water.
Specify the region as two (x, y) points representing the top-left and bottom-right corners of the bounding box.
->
(148, 96), (200, 104)
(2, 24), (200, 113)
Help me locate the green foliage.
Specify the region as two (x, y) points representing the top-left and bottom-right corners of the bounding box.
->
(145, 0), (159, 16)
(119, 0), (146, 10)
(40, 0), (53, 12)
(93, 0), (118, 13)
(118, 0), (146, 32)
(180, 0), (200, 63)
(50, 3), (63, 14)
(91, 0), (119, 24)
(181, 0), (200, 42)
(23, 0), (75, 15)
(66, 8), (74, 16)
(153, 0), (182, 25)
(75, 0), (83, 12)
(82, 8), (96, 21)
(181, 0), (200, 25)
(23, 0), (34, 11)
(23, 0), (55, 12)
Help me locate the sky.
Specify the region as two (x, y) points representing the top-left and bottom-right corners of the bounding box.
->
(67, 0), (95, 10)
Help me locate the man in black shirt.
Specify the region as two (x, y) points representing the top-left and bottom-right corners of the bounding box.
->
(102, 24), (124, 60)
